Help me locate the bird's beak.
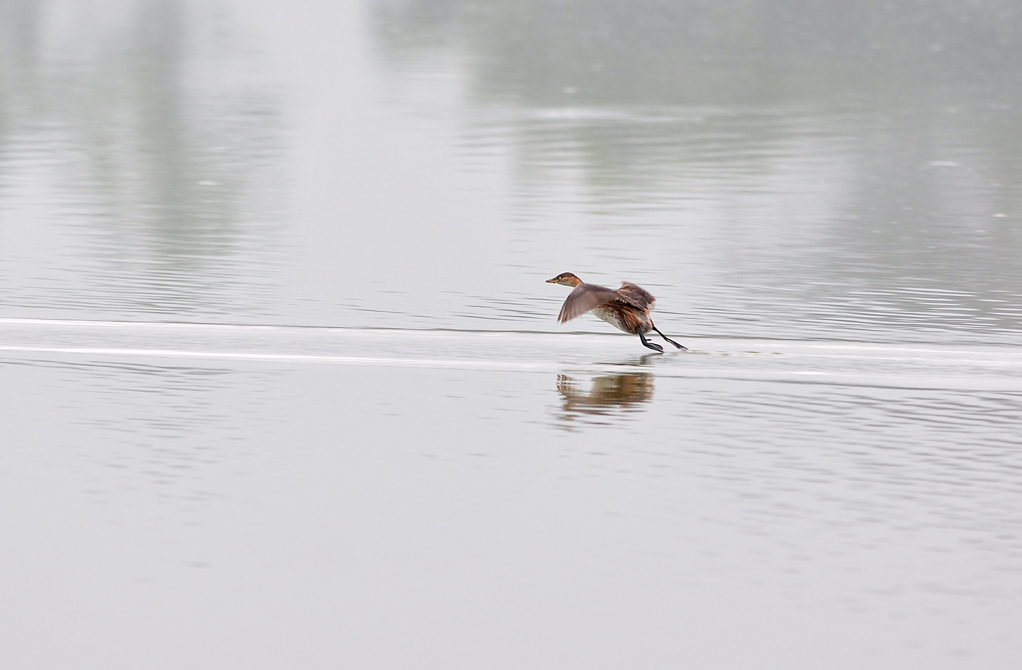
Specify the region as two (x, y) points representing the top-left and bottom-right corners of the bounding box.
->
(546, 277), (558, 284)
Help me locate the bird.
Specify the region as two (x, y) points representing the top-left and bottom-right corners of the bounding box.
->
(546, 272), (687, 352)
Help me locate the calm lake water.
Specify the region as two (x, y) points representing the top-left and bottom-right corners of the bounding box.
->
(2, 1), (1021, 667)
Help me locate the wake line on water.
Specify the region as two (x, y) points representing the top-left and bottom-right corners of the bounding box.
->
(4, 317), (1022, 389)
(0, 317), (571, 339)
(3, 344), (1022, 393)
(0, 345), (547, 370)
(2, 317), (1019, 354)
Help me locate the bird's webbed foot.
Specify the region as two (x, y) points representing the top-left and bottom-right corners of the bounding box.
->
(649, 321), (687, 350)
(664, 337), (687, 350)
(639, 333), (664, 353)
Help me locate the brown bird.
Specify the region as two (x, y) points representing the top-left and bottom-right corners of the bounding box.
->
(546, 272), (687, 352)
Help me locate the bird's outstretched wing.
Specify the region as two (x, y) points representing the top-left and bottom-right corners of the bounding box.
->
(558, 284), (619, 322)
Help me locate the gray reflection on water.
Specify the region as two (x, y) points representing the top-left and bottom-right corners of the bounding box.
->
(373, 0), (1022, 114)
(555, 371), (654, 428)
(0, 0), (284, 320)
(373, 0), (1022, 106)
(371, 0), (1022, 342)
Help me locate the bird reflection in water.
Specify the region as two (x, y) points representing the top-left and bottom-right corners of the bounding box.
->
(555, 371), (654, 428)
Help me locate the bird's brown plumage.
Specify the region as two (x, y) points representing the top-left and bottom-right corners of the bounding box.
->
(546, 272), (686, 352)
(557, 282), (656, 332)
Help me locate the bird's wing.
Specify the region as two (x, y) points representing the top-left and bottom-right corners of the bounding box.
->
(615, 282), (656, 311)
(558, 284), (619, 323)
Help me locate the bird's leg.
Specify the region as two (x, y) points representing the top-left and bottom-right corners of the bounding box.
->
(639, 332), (664, 353)
(649, 319), (687, 350)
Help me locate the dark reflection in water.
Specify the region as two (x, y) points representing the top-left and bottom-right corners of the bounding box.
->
(373, 0), (1022, 106)
(0, 0), (284, 320)
(372, 0), (1022, 342)
(555, 371), (654, 428)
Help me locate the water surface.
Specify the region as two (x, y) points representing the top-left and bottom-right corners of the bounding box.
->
(1, 1), (1021, 667)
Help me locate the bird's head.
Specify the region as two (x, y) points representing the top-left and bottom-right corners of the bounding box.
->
(546, 272), (583, 288)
